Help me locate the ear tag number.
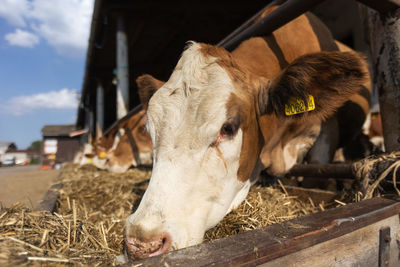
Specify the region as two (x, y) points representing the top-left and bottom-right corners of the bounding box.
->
(285, 95), (315, 116)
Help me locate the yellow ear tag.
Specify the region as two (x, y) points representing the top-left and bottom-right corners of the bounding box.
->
(99, 151), (107, 159)
(285, 95), (315, 116)
(88, 158), (93, 163)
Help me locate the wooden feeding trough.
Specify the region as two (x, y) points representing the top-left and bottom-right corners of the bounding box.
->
(132, 198), (400, 266)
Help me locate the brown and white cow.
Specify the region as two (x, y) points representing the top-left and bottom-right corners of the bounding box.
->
(104, 77), (164, 173)
(106, 108), (153, 173)
(124, 13), (369, 260)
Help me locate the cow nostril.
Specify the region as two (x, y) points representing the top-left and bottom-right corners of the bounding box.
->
(148, 233), (171, 257)
(125, 232), (171, 260)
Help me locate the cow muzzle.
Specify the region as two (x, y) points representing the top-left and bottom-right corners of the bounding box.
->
(125, 232), (171, 260)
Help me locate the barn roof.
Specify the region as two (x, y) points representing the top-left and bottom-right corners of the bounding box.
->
(41, 125), (77, 137)
(76, 0), (268, 131)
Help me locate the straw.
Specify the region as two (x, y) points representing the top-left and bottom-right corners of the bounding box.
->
(1, 163), (338, 266)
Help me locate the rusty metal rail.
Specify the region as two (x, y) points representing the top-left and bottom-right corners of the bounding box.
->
(218, 0), (400, 51)
(220, 0), (326, 51)
(288, 163), (354, 178)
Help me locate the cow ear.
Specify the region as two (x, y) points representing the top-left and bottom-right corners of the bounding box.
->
(257, 51), (368, 121)
(136, 74), (165, 109)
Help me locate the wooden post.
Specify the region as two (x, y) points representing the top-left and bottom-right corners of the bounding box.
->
(89, 108), (94, 144)
(96, 82), (104, 137)
(367, 7), (400, 152)
(116, 15), (129, 119)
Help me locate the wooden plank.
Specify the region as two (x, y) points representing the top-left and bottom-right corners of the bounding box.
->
(131, 198), (400, 266)
(284, 185), (338, 205)
(367, 6), (400, 152)
(263, 214), (399, 266)
(35, 183), (62, 212)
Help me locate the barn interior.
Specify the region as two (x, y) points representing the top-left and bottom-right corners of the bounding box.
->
(76, 0), (370, 142)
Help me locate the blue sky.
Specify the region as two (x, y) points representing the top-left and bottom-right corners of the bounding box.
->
(0, 0), (94, 149)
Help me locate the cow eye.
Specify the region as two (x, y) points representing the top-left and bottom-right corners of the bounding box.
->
(220, 123), (235, 137)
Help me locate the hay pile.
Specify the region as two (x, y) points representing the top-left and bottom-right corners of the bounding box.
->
(205, 185), (326, 241)
(1, 164), (333, 266)
(0, 164), (150, 266)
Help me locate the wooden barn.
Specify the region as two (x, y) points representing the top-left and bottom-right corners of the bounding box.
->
(76, 0), (386, 142)
(41, 125), (81, 169)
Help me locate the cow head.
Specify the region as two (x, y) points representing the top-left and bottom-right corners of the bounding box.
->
(77, 143), (96, 165)
(105, 76), (165, 173)
(106, 109), (153, 173)
(125, 42), (367, 259)
(92, 136), (110, 169)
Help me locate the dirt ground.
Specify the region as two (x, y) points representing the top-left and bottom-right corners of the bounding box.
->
(0, 165), (59, 209)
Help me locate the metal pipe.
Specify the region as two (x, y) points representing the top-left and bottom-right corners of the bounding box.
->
(217, 0), (285, 47)
(222, 0), (327, 51)
(287, 164), (354, 179)
(116, 15), (129, 119)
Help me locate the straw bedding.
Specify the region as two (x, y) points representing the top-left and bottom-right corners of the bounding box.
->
(1, 164), (336, 266)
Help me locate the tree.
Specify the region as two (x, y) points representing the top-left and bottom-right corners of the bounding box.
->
(29, 140), (42, 150)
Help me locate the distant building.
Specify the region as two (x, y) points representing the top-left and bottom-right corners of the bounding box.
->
(0, 142), (17, 165)
(3, 150), (29, 165)
(0, 142), (17, 154)
(41, 125), (80, 169)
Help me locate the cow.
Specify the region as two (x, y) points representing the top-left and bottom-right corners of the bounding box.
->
(73, 143), (96, 165)
(91, 128), (126, 170)
(123, 11), (370, 260)
(362, 105), (384, 152)
(102, 77), (164, 173)
(106, 108), (153, 173)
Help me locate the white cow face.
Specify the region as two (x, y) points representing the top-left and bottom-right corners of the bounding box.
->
(125, 43), (258, 258)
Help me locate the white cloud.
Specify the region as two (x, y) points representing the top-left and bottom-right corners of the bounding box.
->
(0, 0), (94, 56)
(0, 88), (80, 115)
(0, 0), (31, 27)
(4, 29), (39, 48)
(29, 0), (94, 56)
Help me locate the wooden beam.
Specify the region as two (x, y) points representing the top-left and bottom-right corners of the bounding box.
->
(96, 82), (104, 137)
(35, 183), (62, 212)
(367, 7), (400, 152)
(116, 15), (129, 119)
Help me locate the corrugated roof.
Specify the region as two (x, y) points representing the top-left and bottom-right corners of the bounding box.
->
(41, 125), (77, 137)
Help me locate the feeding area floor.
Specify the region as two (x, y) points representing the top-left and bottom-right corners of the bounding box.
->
(1, 163), (344, 266)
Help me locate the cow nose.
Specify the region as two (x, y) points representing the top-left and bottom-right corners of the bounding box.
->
(125, 232), (171, 260)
